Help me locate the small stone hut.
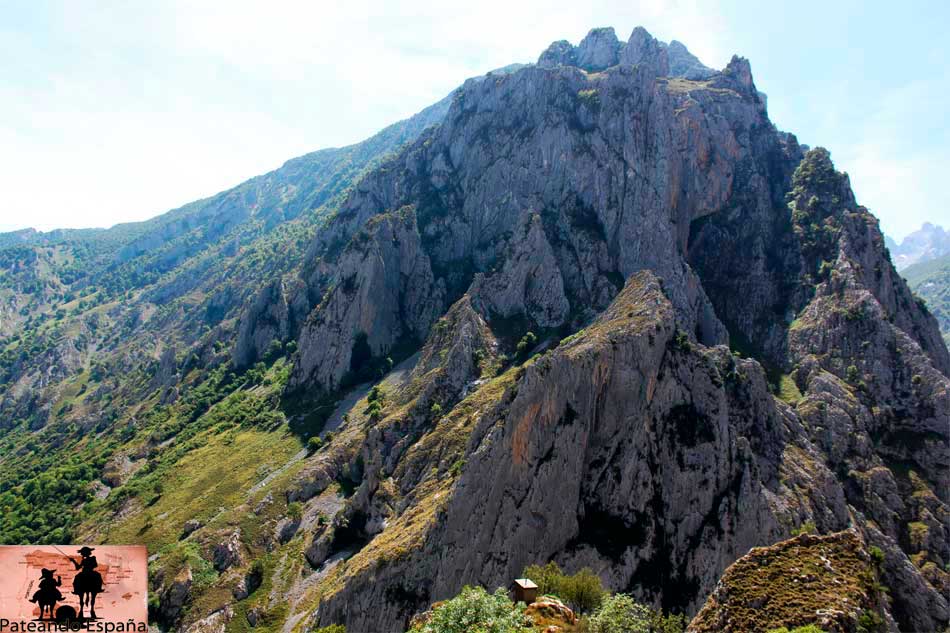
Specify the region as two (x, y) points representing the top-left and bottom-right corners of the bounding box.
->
(512, 578), (538, 604)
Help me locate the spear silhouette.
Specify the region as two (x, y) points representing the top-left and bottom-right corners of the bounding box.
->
(50, 545), (77, 565)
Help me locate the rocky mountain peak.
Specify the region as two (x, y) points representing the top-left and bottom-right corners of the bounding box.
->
(667, 40), (715, 80)
(887, 221), (950, 270)
(723, 54), (756, 93)
(538, 25), (687, 78)
(537, 39), (576, 69)
(574, 26), (622, 71)
(619, 26), (669, 75)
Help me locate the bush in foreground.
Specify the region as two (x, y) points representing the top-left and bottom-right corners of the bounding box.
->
(522, 561), (606, 613)
(586, 593), (653, 633)
(413, 586), (527, 633)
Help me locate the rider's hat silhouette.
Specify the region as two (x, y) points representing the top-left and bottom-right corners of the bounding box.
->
(71, 546), (104, 619)
(29, 567), (64, 620)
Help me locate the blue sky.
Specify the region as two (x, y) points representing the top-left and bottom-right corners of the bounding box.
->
(0, 0), (946, 240)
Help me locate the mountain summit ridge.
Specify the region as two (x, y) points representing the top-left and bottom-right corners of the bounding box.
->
(0, 25), (947, 633)
(249, 27), (946, 632)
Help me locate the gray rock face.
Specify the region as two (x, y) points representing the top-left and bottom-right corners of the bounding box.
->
(575, 27), (622, 71)
(312, 274), (827, 631)
(232, 279), (290, 369)
(158, 566), (192, 624)
(666, 40), (715, 80)
(212, 530), (244, 571)
(721, 55), (756, 94)
(468, 213), (570, 327)
(150, 346), (179, 391)
(537, 27), (686, 77)
(424, 275), (793, 610)
(135, 26), (950, 633)
(620, 26), (669, 76)
(291, 209), (443, 392)
(404, 293), (499, 412)
(538, 40), (577, 69)
(687, 147), (950, 631)
(289, 36), (782, 397)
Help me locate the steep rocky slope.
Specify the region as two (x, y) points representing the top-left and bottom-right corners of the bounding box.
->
(0, 79), (456, 543)
(247, 27), (946, 633)
(1, 25), (947, 633)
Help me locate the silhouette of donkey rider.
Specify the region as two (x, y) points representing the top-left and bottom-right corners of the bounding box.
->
(69, 547), (104, 619)
(29, 568), (64, 619)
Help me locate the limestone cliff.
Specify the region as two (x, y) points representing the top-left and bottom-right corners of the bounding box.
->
(267, 27), (948, 632)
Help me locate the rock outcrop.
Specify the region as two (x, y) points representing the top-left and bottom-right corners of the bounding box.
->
(232, 279), (290, 369)
(308, 274), (816, 630)
(688, 531), (892, 633)
(575, 27), (623, 71)
(666, 40), (716, 80)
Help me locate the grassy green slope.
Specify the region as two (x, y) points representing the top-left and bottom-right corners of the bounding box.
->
(0, 89), (454, 546)
(903, 253), (950, 345)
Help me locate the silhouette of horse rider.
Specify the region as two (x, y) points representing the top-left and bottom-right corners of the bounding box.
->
(70, 547), (104, 619)
(28, 568), (64, 619)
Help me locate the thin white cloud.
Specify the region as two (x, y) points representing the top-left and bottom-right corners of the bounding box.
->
(0, 0), (730, 232)
(0, 1), (825, 234)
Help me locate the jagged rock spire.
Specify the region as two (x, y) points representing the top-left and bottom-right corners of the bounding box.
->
(537, 25), (711, 79)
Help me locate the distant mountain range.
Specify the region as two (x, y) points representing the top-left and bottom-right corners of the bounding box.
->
(883, 223), (950, 344)
(886, 222), (950, 270)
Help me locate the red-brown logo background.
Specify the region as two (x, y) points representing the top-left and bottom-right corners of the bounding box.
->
(0, 546), (146, 624)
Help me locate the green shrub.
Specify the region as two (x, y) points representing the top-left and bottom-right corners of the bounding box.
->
(524, 561), (563, 596)
(586, 593), (652, 633)
(650, 611), (687, 633)
(263, 339), (284, 362)
(366, 401), (383, 421)
(365, 385), (387, 420)
(768, 626), (828, 633)
(516, 332), (537, 356)
(314, 625), (346, 633)
(868, 545), (885, 567)
(287, 502), (303, 521)
(561, 568), (606, 614)
(857, 609), (884, 633)
(522, 561), (605, 613)
(307, 436), (324, 453)
(368, 385), (385, 404)
(414, 586), (526, 633)
(578, 88), (600, 106)
(846, 365), (860, 384)
(672, 329), (692, 353)
(791, 520), (817, 536)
